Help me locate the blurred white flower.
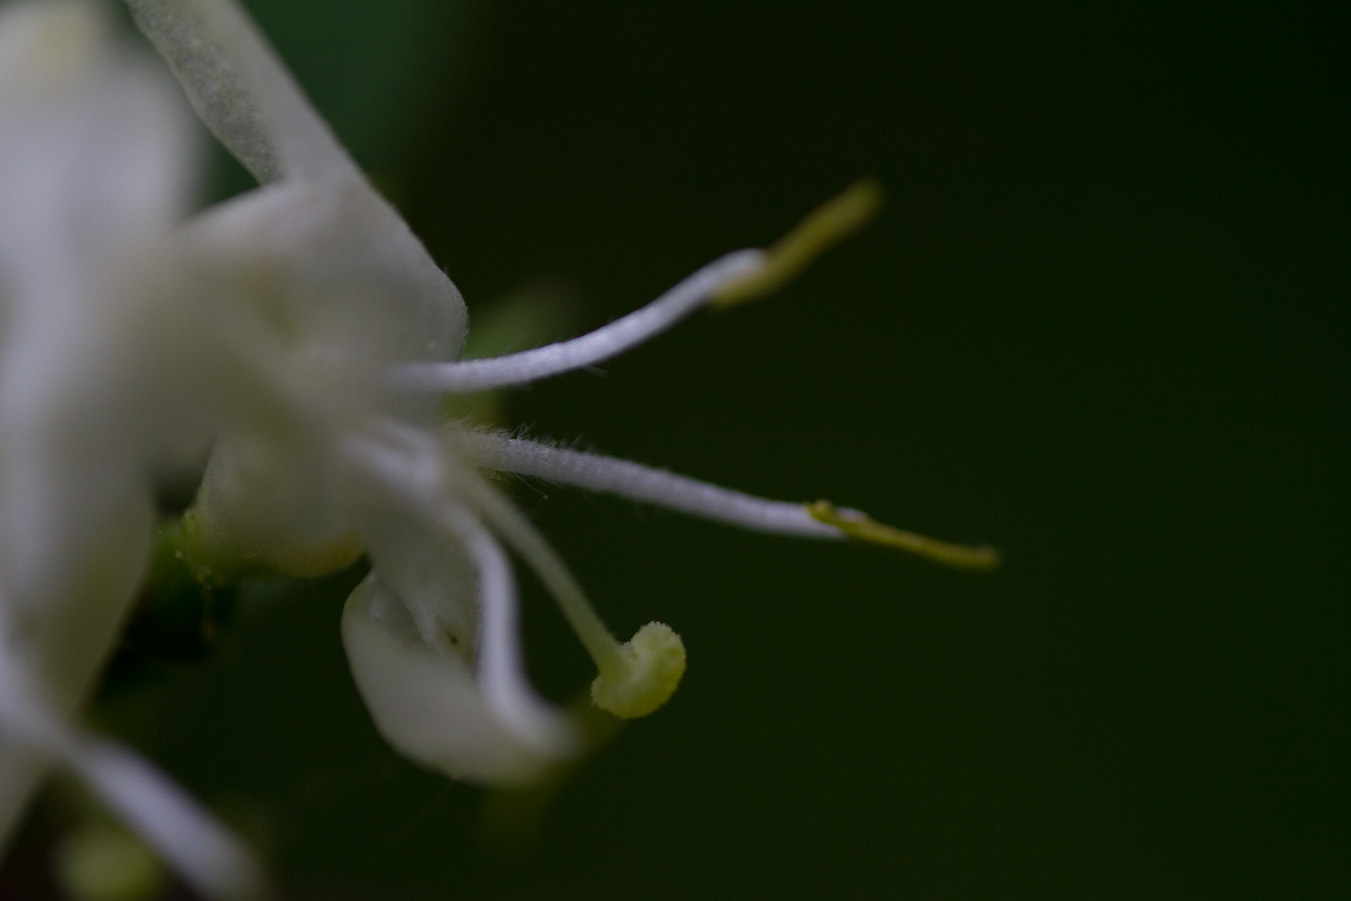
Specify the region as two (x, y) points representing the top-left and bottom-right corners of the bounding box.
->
(0, 1), (262, 896)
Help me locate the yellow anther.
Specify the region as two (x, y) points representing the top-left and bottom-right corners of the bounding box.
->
(590, 622), (687, 719)
(712, 179), (884, 308)
(806, 500), (1001, 570)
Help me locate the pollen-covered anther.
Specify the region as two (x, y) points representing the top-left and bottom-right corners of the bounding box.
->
(711, 178), (884, 308)
(590, 622), (687, 719)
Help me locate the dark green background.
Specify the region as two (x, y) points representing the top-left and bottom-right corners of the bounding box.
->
(11, 1), (1351, 897)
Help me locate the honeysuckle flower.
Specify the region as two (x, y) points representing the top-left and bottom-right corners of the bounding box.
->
(128, 0), (998, 786)
(0, 0), (998, 892)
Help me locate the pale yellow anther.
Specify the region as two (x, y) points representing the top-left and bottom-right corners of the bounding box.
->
(807, 500), (1002, 570)
(712, 179), (884, 308)
(590, 622), (687, 719)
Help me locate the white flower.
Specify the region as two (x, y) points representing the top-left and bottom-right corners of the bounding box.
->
(127, 0), (998, 784)
(0, 0), (998, 893)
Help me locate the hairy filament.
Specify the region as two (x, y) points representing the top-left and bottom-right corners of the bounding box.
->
(463, 432), (842, 539)
(392, 250), (764, 393)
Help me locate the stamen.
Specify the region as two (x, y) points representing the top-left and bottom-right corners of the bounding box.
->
(462, 434), (999, 570)
(391, 250), (764, 393)
(805, 500), (1002, 570)
(461, 432), (841, 539)
(391, 180), (881, 394)
(711, 179), (884, 308)
(452, 463), (686, 719)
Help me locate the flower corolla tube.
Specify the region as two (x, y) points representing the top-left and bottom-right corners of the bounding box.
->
(0, 0), (998, 895)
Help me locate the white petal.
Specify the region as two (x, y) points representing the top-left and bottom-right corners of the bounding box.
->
(0, 0), (206, 468)
(342, 572), (577, 786)
(358, 505), (481, 661)
(0, 0), (197, 292)
(179, 178), (468, 573)
(126, 0), (351, 184)
(0, 482), (154, 850)
(340, 428), (579, 781)
(184, 177), (467, 375)
(447, 509), (572, 753)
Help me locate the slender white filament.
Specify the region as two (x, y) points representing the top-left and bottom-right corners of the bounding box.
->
(391, 249), (766, 393)
(463, 432), (844, 540)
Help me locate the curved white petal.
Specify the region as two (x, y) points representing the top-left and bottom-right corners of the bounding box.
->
(449, 510), (570, 752)
(339, 426), (578, 784)
(126, 0), (350, 184)
(342, 569), (577, 786)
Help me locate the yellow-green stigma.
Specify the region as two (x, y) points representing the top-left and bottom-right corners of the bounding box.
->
(806, 500), (1002, 570)
(590, 622), (687, 719)
(712, 178), (884, 308)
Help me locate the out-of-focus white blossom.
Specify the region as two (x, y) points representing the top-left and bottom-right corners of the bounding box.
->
(0, 1), (261, 896)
